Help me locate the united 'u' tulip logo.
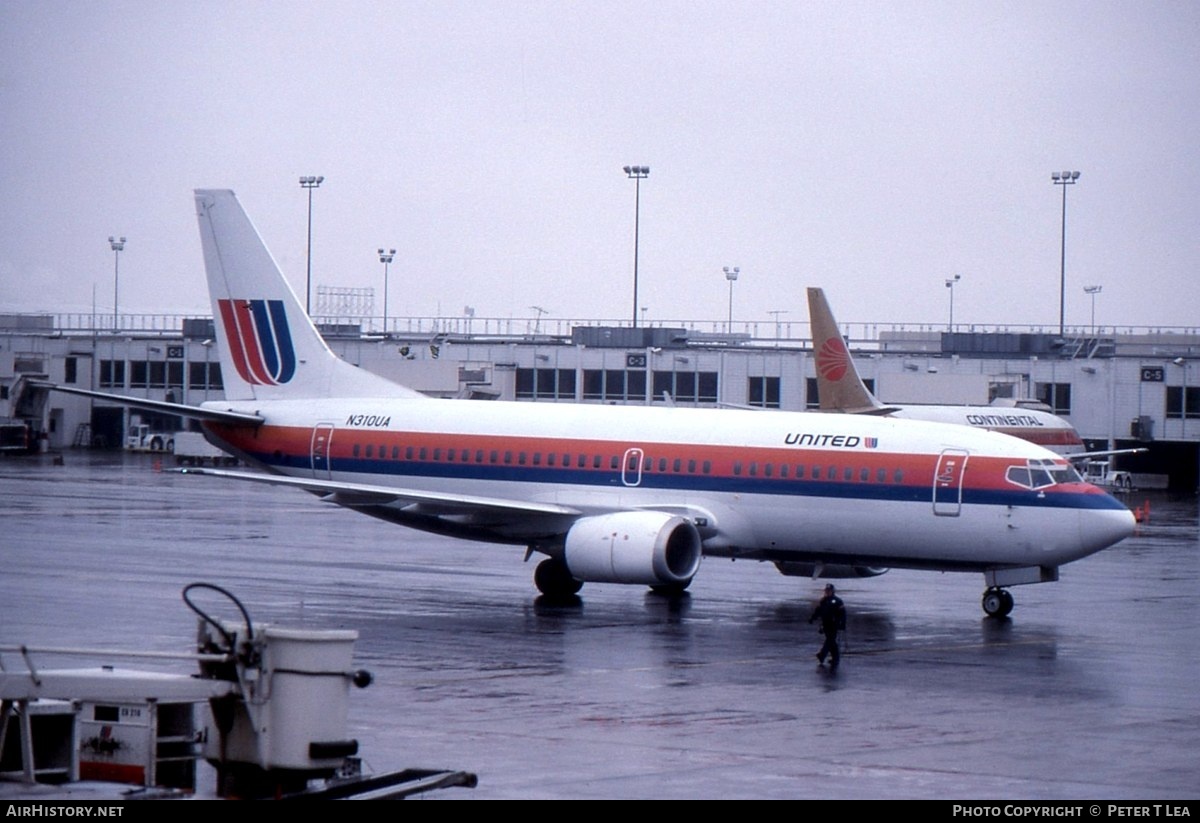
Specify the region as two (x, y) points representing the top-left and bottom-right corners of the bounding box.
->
(217, 299), (296, 385)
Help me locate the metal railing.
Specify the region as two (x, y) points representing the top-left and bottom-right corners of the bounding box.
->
(2, 312), (1198, 349)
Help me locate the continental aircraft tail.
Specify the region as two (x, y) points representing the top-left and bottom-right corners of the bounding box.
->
(194, 189), (422, 402)
(806, 287), (889, 414)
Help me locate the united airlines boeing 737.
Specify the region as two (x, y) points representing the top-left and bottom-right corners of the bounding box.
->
(40, 190), (1136, 617)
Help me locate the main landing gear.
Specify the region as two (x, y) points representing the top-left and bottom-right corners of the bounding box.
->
(981, 587), (1014, 618)
(533, 557), (583, 599)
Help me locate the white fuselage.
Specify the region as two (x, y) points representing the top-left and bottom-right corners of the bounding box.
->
(202, 397), (1133, 574)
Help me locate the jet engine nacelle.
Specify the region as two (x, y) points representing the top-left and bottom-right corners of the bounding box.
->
(773, 562), (889, 579)
(564, 511), (702, 586)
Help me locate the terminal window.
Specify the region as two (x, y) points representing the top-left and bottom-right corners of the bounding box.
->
(1166, 386), (1200, 419)
(583, 369), (647, 402)
(748, 376), (781, 408)
(652, 370), (718, 404)
(99, 359), (125, 388)
(516, 368), (576, 400)
(1036, 382), (1072, 416)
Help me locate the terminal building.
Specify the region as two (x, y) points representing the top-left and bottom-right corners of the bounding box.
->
(2, 312), (1198, 490)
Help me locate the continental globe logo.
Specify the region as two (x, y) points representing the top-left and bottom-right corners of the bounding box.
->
(816, 337), (851, 382)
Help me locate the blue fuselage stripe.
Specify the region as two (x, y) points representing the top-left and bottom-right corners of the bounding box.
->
(242, 448), (1125, 512)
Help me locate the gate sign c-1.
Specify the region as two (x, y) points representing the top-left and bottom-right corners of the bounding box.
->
(1141, 367), (1165, 382)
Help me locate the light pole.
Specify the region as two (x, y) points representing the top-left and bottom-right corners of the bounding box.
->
(945, 274), (961, 332)
(300, 175), (324, 315)
(623, 165), (649, 328)
(1052, 170), (1080, 337)
(723, 266), (740, 328)
(1084, 284), (1102, 336)
(108, 236), (125, 331)
(378, 248), (395, 333)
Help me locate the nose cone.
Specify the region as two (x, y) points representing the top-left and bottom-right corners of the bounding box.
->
(1080, 501), (1137, 556)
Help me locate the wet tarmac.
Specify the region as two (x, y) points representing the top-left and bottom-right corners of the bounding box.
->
(2, 452), (1198, 799)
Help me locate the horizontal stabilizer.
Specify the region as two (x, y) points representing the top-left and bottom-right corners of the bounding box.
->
(30, 382), (263, 425)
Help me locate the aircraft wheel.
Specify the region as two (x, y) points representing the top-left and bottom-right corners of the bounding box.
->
(982, 587), (1014, 618)
(649, 578), (692, 596)
(998, 589), (1014, 616)
(534, 557), (583, 598)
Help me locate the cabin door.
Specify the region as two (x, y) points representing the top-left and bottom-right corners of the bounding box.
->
(311, 423), (335, 479)
(932, 448), (969, 516)
(621, 447), (644, 487)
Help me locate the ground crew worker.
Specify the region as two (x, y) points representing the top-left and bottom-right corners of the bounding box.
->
(809, 583), (846, 669)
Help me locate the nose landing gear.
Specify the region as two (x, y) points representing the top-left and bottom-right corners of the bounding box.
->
(982, 587), (1015, 618)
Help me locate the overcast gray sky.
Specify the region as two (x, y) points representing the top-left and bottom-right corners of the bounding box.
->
(2, 0), (1197, 331)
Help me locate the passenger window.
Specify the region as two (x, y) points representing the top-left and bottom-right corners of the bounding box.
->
(703, 461), (711, 474)
(406, 446), (414, 460)
(749, 462), (757, 477)
(475, 449), (484, 462)
(532, 453), (541, 466)
(827, 466), (837, 481)
(353, 443), (361, 457)
(392, 446), (400, 459)
(860, 467), (869, 482)
(490, 450), (498, 463)
(688, 459), (697, 474)
(366, 444), (374, 458)
(893, 469), (904, 483)
(734, 461), (743, 476)
(780, 464), (789, 479)
(610, 455), (619, 470)
(796, 465), (805, 479)
(659, 458), (667, 472)
(433, 448), (442, 461)
(593, 455), (601, 469)
(419, 447), (427, 460)
(673, 458), (681, 472)
(876, 468), (886, 483)
(504, 451), (513, 464)
(519, 453), (527, 465)
(547, 453), (556, 467)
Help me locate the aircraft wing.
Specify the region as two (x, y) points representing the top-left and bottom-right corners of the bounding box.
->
(178, 466), (582, 517)
(30, 382), (264, 425)
(1064, 447), (1148, 462)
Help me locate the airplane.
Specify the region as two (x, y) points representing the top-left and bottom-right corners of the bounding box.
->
(806, 287), (1144, 462)
(37, 190), (1136, 618)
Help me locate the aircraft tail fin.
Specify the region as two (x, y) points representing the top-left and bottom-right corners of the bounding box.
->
(194, 189), (422, 402)
(806, 287), (887, 413)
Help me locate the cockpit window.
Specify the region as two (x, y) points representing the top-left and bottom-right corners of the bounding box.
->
(1006, 459), (1082, 490)
(1005, 466), (1031, 488)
